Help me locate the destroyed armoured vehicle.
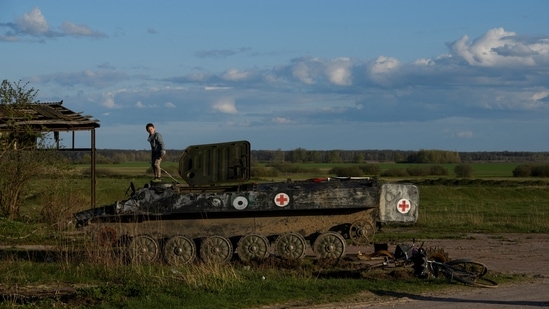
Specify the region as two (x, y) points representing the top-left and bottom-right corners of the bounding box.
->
(75, 141), (418, 265)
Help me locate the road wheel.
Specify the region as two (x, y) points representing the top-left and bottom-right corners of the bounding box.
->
(237, 234), (270, 262)
(163, 235), (196, 265)
(275, 232), (306, 260)
(313, 232), (346, 259)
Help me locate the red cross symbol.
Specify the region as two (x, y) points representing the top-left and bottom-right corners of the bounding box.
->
(274, 193), (290, 207)
(397, 199), (411, 214)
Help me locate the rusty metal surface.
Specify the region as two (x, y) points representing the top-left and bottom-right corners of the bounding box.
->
(85, 208), (376, 241)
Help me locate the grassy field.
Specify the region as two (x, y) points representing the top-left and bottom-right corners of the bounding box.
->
(0, 162), (547, 308)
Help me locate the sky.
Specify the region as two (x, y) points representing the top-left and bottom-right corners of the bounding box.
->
(1, 1), (549, 152)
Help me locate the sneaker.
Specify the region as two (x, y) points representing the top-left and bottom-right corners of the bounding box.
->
(152, 178), (161, 182)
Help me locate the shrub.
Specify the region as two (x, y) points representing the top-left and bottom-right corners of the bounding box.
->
(406, 166), (431, 176)
(359, 164), (381, 176)
(39, 177), (89, 229)
(251, 166), (279, 178)
(531, 164), (549, 177)
(430, 165), (449, 176)
(381, 168), (409, 177)
(513, 164), (531, 177)
(454, 164), (473, 178)
(267, 163), (320, 175)
(329, 166), (364, 177)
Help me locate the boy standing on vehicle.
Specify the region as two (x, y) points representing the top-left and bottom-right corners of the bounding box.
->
(146, 123), (166, 182)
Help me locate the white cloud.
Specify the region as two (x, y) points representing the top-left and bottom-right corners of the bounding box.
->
(449, 27), (546, 67)
(532, 91), (549, 102)
(457, 131), (474, 138)
(4, 7), (105, 40)
(325, 57), (352, 86)
(414, 58), (435, 66)
(165, 102), (176, 108)
(60, 21), (97, 37)
(370, 56), (400, 74)
(213, 98), (238, 114)
(271, 117), (294, 124)
(102, 95), (116, 108)
(17, 7), (49, 35)
(292, 62), (314, 84)
(205, 86), (232, 90)
(136, 101), (145, 108)
(223, 69), (250, 81)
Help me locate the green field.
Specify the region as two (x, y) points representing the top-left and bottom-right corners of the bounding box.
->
(0, 162), (547, 308)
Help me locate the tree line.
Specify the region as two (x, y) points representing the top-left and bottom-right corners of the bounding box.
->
(62, 148), (549, 165)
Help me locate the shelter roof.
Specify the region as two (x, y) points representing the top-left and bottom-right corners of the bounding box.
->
(0, 100), (100, 131)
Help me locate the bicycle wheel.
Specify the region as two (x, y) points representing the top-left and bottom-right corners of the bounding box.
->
(440, 260), (498, 288)
(445, 259), (488, 277)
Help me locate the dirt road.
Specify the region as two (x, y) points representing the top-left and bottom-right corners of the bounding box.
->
(290, 233), (549, 308)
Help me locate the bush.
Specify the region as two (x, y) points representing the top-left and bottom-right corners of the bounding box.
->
(430, 165), (449, 176)
(513, 164), (531, 177)
(39, 177), (89, 229)
(381, 168), (409, 177)
(329, 166), (364, 177)
(251, 166), (279, 178)
(359, 164), (381, 176)
(512, 164), (549, 177)
(267, 163), (320, 175)
(406, 166), (431, 176)
(454, 164), (473, 178)
(531, 165), (549, 177)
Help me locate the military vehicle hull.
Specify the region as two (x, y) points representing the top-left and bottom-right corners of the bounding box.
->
(74, 141), (419, 264)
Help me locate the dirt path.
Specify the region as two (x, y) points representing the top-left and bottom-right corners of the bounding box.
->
(292, 233), (549, 308)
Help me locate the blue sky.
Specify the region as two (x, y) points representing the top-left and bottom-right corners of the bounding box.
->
(1, 1), (548, 151)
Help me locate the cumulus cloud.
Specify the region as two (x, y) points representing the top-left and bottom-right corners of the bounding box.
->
(165, 102), (176, 108)
(448, 27), (547, 67)
(0, 7), (105, 41)
(213, 98), (238, 114)
(102, 94), (117, 109)
(291, 58), (324, 85)
(370, 56), (400, 74)
(325, 58), (352, 86)
(18, 7), (49, 35)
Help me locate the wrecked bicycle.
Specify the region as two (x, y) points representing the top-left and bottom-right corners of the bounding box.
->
(411, 245), (499, 288)
(363, 241), (499, 288)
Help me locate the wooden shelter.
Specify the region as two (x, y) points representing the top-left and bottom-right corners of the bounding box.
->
(0, 100), (100, 208)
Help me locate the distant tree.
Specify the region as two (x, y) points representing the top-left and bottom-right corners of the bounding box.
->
(325, 150), (343, 163)
(408, 149), (462, 164)
(353, 152), (364, 163)
(307, 150), (321, 163)
(274, 149), (285, 162)
(289, 147), (307, 163)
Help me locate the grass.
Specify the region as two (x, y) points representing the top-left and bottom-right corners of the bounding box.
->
(1, 255), (498, 308)
(1, 162), (548, 307)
